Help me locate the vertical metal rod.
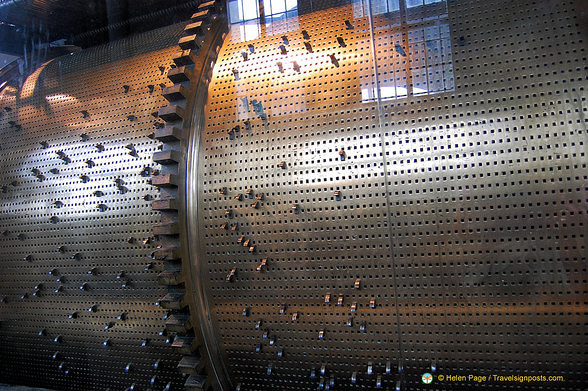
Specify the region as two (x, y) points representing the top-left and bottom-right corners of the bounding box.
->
(365, 0), (406, 384)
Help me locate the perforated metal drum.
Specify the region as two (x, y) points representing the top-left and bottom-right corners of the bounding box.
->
(0, 0), (586, 390)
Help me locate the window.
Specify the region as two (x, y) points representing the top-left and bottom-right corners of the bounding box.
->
(358, 0), (454, 101)
(228, 0), (299, 41)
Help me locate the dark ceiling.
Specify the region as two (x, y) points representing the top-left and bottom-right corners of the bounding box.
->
(0, 0), (200, 56)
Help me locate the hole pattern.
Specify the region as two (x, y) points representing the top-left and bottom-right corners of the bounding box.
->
(197, 0), (587, 390)
(0, 23), (187, 391)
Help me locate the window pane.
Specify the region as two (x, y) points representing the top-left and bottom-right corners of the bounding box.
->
(406, 0), (423, 8)
(242, 0), (259, 21)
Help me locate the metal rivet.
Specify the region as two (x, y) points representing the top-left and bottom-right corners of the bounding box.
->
(226, 268), (237, 282)
(256, 258), (267, 272)
(360, 321), (366, 332)
(330, 54), (339, 67)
